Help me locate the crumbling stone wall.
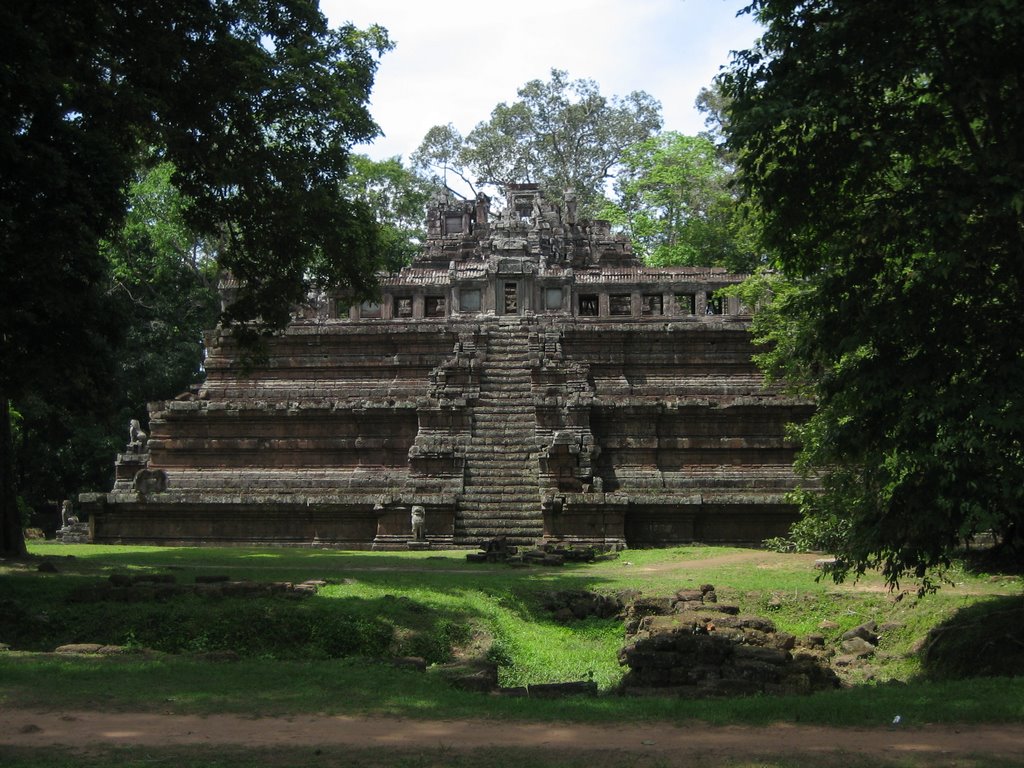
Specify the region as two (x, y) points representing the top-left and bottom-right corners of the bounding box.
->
(618, 586), (840, 696)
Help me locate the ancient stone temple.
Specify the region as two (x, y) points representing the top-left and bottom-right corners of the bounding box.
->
(81, 185), (809, 549)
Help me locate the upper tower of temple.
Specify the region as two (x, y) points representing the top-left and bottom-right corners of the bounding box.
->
(415, 184), (637, 271)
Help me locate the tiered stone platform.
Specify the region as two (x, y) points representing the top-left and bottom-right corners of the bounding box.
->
(82, 185), (808, 549)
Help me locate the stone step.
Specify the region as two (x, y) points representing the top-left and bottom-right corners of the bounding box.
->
(459, 489), (540, 499)
(461, 483), (537, 491)
(456, 519), (544, 529)
(462, 474), (538, 482)
(456, 527), (544, 538)
(457, 508), (543, 518)
(465, 443), (536, 450)
(460, 483), (537, 491)
(457, 506), (542, 514)
(460, 483), (539, 492)
(455, 528), (545, 540)
(460, 498), (540, 507)
(472, 415), (534, 422)
(472, 416), (535, 424)
(463, 468), (538, 476)
(463, 459), (538, 467)
(466, 459), (534, 467)
(463, 481), (537, 489)
(470, 436), (535, 443)
(459, 508), (541, 516)
(464, 449), (537, 457)
(472, 416), (535, 423)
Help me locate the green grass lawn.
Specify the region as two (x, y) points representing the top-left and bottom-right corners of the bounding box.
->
(2, 541), (1021, 729)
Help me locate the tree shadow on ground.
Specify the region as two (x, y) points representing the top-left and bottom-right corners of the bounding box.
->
(918, 594), (1024, 680)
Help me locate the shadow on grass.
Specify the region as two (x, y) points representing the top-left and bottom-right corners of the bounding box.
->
(918, 594), (1024, 680)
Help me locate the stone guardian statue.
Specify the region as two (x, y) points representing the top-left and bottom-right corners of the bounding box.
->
(410, 505), (426, 541)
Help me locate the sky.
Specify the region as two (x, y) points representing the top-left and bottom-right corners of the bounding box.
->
(320, 0), (763, 163)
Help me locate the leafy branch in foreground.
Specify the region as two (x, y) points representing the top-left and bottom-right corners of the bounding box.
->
(721, 0), (1024, 588)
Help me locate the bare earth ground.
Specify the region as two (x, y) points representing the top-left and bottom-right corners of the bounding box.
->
(3, 710), (1024, 765)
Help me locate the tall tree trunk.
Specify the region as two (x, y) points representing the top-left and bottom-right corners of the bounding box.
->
(1, 390), (28, 556)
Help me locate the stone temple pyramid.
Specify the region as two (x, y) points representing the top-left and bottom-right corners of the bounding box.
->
(82, 185), (808, 549)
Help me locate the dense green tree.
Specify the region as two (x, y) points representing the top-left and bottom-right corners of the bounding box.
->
(1, 0), (392, 555)
(103, 162), (222, 411)
(412, 69), (662, 215)
(695, 83), (732, 148)
(10, 162), (222, 533)
(600, 132), (760, 272)
(720, 0), (1024, 586)
(342, 155), (431, 272)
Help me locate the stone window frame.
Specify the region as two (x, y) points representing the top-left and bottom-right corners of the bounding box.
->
(544, 286), (564, 312)
(675, 293), (696, 315)
(424, 295), (447, 318)
(705, 291), (724, 315)
(393, 296), (414, 319)
(578, 293), (599, 316)
(502, 281), (519, 314)
(609, 293), (632, 316)
(443, 214), (465, 235)
(459, 288), (481, 313)
(359, 299), (382, 319)
(642, 294), (663, 316)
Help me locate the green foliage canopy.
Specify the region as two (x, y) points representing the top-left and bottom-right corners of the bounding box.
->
(721, 0), (1024, 585)
(600, 132), (760, 272)
(412, 69), (662, 215)
(342, 155), (431, 272)
(0, 0), (392, 554)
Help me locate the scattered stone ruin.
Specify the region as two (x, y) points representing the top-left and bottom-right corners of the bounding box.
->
(618, 585), (841, 696)
(81, 185), (809, 548)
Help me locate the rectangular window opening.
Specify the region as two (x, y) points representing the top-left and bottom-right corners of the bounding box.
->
(578, 294), (598, 316)
(610, 294), (632, 316)
(642, 294), (663, 316)
(444, 214), (464, 235)
(503, 282), (518, 314)
(394, 296), (413, 318)
(675, 293), (696, 315)
(545, 287), (563, 311)
(460, 288), (481, 312)
(425, 295), (446, 318)
(706, 292), (723, 315)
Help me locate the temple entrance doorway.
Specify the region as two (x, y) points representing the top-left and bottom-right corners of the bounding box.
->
(502, 281), (519, 315)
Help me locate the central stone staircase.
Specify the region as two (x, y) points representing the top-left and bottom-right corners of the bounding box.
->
(455, 320), (543, 545)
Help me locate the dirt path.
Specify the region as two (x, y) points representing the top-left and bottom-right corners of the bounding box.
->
(3, 710), (1023, 764)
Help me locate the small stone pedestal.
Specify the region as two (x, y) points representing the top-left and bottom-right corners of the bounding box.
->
(57, 522), (90, 544)
(406, 540), (432, 551)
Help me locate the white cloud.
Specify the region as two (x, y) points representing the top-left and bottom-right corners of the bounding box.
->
(320, 0), (761, 161)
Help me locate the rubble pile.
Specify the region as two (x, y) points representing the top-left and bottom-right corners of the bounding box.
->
(618, 584), (841, 697)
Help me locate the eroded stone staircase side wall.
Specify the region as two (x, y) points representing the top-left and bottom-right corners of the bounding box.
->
(553, 322), (807, 544)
